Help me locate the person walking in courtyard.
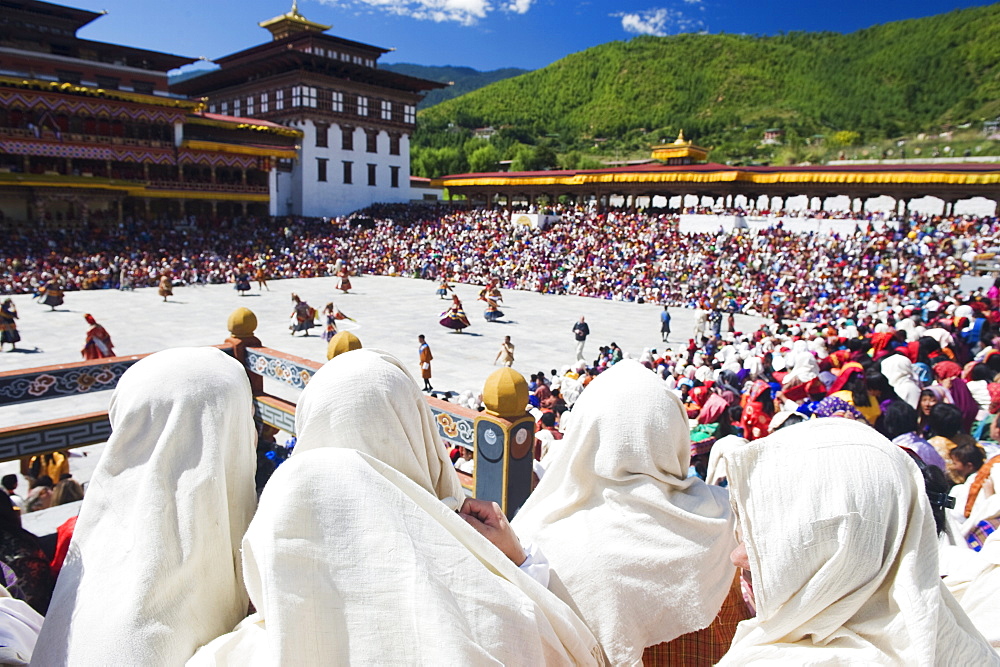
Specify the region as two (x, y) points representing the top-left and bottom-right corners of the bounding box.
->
(39, 278), (63, 311)
(254, 265), (269, 291)
(495, 335), (515, 367)
(290, 294), (316, 336)
(0, 298), (19, 352)
(81, 314), (114, 359)
(158, 272), (173, 303)
(573, 316), (590, 361)
(660, 306), (671, 342)
(418, 334), (433, 392)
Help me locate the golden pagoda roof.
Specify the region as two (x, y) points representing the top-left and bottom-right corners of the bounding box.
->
(259, 1), (332, 40)
(650, 129), (709, 162)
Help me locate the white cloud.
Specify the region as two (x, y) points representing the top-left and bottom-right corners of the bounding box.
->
(319, 0), (532, 25)
(615, 6), (703, 36)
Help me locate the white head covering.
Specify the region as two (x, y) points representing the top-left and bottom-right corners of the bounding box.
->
(783, 350), (820, 386)
(33, 347), (257, 666)
(924, 327), (955, 349)
(719, 419), (997, 665)
(189, 449), (602, 666)
(512, 361), (736, 666)
(293, 349), (464, 501)
(880, 354), (922, 408)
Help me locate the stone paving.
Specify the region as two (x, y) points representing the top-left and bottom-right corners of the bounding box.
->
(1, 274), (767, 490)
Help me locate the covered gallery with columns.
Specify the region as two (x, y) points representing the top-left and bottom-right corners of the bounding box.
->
(433, 134), (1000, 217)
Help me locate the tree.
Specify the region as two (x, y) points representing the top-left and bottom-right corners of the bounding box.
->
(833, 130), (861, 146)
(468, 144), (501, 173)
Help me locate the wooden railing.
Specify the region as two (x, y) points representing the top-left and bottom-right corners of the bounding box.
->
(0, 308), (534, 515)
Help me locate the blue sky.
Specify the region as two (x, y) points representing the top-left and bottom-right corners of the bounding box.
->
(76, 0), (997, 72)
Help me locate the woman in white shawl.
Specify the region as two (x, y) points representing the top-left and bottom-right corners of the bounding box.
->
(189, 448), (602, 666)
(32, 347), (257, 666)
(719, 419), (998, 665)
(512, 360), (737, 666)
(880, 353), (922, 408)
(292, 348), (464, 501)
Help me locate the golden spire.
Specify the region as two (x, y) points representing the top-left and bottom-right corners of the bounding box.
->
(259, 1), (331, 40)
(675, 129), (686, 144)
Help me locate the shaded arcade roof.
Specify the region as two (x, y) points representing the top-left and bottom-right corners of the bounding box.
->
(434, 162), (1000, 188)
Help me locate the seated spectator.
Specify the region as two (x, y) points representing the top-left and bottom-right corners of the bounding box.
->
(48, 478), (83, 507)
(1, 476), (21, 513)
(719, 419), (996, 664)
(513, 361), (740, 666)
(928, 403), (984, 484)
(21, 477), (52, 514)
(293, 348), (465, 501)
(32, 347), (257, 665)
(188, 449), (601, 665)
(0, 495), (52, 615)
(883, 400), (948, 472)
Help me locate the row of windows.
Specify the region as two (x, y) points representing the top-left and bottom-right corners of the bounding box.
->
(316, 159), (400, 188)
(313, 124), (401, 155)
(299, 45), (376, 68)
(209, 89), (415, 124)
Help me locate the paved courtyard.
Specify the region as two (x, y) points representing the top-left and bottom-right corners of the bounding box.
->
(1, 275), (766, 492)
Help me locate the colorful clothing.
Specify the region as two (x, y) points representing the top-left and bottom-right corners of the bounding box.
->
(440, 300), (470, 331)
(642, 573), (750, 667)
(0, 300), (19, 345)
(40, 281), (63, 308)
(291, 301), (316, 334)
(158, 275), (173, 298)
(321, 312), (338, 342)
(741, 381), (772, 441)
(418, 342), (433, 380)
(335, 269), (352, 292)
(82, 323), (114, 359)
(483, 297), (504, 322)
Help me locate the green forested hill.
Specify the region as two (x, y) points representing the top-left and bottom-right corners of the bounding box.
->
(412, 4), (1000, 175)
(380, 63), (528, 109)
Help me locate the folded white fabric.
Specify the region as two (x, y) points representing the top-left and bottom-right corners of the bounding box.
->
(293, 348), (464, 500)
(0, 585), (42, 666)
(720, 419), (998, 665)
(31, 347), (257, 666)
(513, 360), (736, 666)
(948, 531), (1000, 650)
(188, 449), (602, 666)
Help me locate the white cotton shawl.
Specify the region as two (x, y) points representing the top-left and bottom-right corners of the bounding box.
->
(950, 532), (1000, 650)
(512, 360), (737, 667)
(188, 449), (603, 666)
(783, 350), (820, 386)
(0, 585), (42, 665)
(719, 419), (999, 666)
(292, 348), (464, 500)
(880, 354), (922, 408)
(31, 347), (257, 666)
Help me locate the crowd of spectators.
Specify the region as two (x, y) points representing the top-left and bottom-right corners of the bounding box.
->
(2, 206), (997, 327)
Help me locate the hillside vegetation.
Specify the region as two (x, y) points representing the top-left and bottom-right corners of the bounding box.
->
(380, 63), (528, 109)
(411, 4), (1000, 176)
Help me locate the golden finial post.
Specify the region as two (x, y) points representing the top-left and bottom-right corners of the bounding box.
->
(225, 307), (263, 393)
(474, 367), (535, 518)
(326, 330), (362, 360)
